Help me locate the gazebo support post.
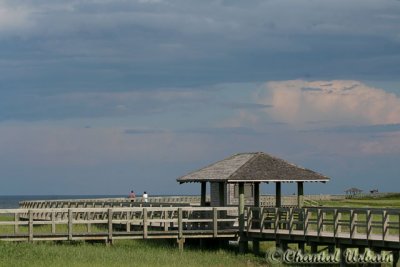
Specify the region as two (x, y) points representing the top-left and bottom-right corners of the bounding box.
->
(297, 182), (304, 208)
(201, 182), (207, 206)
(276, 182), (282, 207)
(238, 182), (247, 253)
(254, 182), (260, 207)
(253, 182), (260, 255)
(218, 182), (224, 206)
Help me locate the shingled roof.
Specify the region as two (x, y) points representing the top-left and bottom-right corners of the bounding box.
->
(177, 152), (330, 183)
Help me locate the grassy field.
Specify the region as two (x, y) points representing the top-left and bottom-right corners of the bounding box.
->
(0, 195), (399, 267)
(318, 193), (400, 208)
(0, 239), (270, 267)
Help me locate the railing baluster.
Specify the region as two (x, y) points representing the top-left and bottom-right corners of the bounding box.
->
(349, 209), (354, 238)
(246, 207), (252, 231)
(317, 209), (322, 237)
(260, 207), (265, 233)
(383, 210), (388, 241)
(367, 210), (371, 240)
(304, 208), (309, 236)
(289, 208), (294, 234)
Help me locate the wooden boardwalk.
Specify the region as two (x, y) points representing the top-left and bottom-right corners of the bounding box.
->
(0, 205), (399, 251)
(245, 207), (400, 250)
(0, 207), (238, 242)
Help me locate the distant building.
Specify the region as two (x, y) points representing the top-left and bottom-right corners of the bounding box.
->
(345, 187), (363, 196)
(370, 189), (379, 194)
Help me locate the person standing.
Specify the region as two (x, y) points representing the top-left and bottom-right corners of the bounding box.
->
(128, 190), (136, 202)
(143, 191), (148, 203)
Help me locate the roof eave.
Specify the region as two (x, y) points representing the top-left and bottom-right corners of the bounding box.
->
(227, 179), (329, 183)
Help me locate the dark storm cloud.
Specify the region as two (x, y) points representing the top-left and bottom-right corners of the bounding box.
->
(0, 0), (399, 97)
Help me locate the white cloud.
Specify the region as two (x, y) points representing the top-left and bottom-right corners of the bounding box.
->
(0, 3), (33, 33)
(257, 80), (400, 126)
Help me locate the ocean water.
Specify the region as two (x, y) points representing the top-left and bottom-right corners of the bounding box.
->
(0, 195), (125, 209)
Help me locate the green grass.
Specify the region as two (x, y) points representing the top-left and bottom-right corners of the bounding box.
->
(0, 240), (267, 267)
(318, 194), (400, 208)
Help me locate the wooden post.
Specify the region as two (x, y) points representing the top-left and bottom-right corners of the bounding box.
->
(310, 243), (318, 253)
(298, 242), (305, 252)
(51, 211), (56, 234)
(28, 210), (33, 242)
(201, 182), (207, 206)
(164, 210), (168, 231)
(239, 182), (245, 232)
(177, 238), (185, 252)
(178, 208), (183, 239)
(108, 208), (113, 244)
(143, 208), (148, 239)
(68, 209), (73, 241)
(213, 207), (218, 237)
(297, 182), (304, 208)
(218, 182), (224, 206)
(393, 250), (399, 267)
(254, 182), (260, 207)
(276, 182), (281, 207)
(253, 182), (260, 255)
(279, 241), (288, 251)
(126, 211), (131, 232)
(339, 244), (347, 267)
(238, 182), (246, 253)
(14, 213), (19, 234)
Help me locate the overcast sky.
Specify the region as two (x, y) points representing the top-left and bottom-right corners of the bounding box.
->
(1, 0), (400, 195)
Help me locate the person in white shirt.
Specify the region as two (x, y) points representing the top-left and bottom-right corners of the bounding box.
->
(143, 191), (148, 203)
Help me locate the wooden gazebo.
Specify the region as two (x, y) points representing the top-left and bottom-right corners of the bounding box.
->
(177, 152), (329, 208)
(177, 152), (329, 252)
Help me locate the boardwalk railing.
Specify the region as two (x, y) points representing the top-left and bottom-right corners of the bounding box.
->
(0, 207), (238, 242)
(19, 195), (346, 210)
(246, 207), (400, 249)
(19, 196), (205, 209)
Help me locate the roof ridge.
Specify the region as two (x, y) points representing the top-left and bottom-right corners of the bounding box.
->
(228, 152), (262, 179)
(177, 153), (239, 182)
